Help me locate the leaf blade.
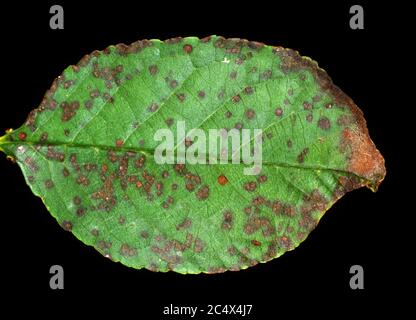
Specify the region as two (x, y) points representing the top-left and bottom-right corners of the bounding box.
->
(0, 36), (385, 273)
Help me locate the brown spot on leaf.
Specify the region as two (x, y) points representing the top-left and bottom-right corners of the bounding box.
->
(194, 238), (205, 253)
(217, 174), (228, 186)
(149, 65), (158, 75)
(73, 196), (81, 206)
(222, 210), (233, 230)
(46, 147), (65, 162)
(61, 221), (73, 231)
(115, 139), (124, 147)
(63, 80), (74, 89)
(116, 39), (151, 55)
(169, 80), (178, 89)
(135, 155), (146, 168)
(337, 114), (354, 126)
(90, 89), (100, 98)
(24, 157), (39, 172)
(303, 101), (312, 110)
(251, 239), (262, 246)
(62, 167), (69, 177)
(61, 101), (80, 122)
(140, 231), (149, 239)
(244, 181), (257, 192)
(98, 240), (112, 250)
(234, 122), (243, 130)
(261, 69), (272, 79)
(44, 179), (54, 189)
(85, 100), (94, 110)
(176, 218), (192, 231)
(257, 175), (267, 183)
(120, 243), (137, 257)
(245, 108), (256, 120)
(103, 92), (114, 103)
(40, 132), (48, 143)
(177, 93), (186, 102)
(18, 132), (27, 140)
(198, 90), (205, 98)
(244, 86), (254, 95)
(148, 103), (159, 112)
(275, 107), (283, 117)
(299, 190), (327, 230)
(183, 44), (193, 53)
(244, 216), (275, 237)
(165, 118), (174, 127)
(297, 147), (309, 163)
(76, 175), (90, 186)
(317, 116), (331, 130)
(196, 185), (210, 200)
(76, 207), (86, 217)
(232, 95), (241, 103)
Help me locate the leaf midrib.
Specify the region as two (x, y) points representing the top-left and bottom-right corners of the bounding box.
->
(0, 138), (369, 184)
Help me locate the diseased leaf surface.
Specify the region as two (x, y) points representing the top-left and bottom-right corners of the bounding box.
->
(0, 36), (385, 273)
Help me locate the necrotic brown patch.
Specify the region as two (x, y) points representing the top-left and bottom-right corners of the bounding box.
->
(61, 221), (73, 231)
(244, 216), (275, 237)
(149, 65), (158, 75)
(44, 179), (54, 188)
(62, 167), (69, 177)
(245, 108), (255, 120)
(251, 239), (262, 246)
(177, 93), (185, 102)
(183, 44), (193, 53)
(217, 174), (228, 185)
(303, 101), (312, 110)
(115, 139), (124, 147)
(275, 107), (283, 117)
(317, 116), (331, 130)
(73, 196), (81, 206)
(61, 101), (80, 122)
(297, 147), (309, 163)
(222, 210), (233, 230)
(120, 243), (137, 257)
(196, 185), (210, 200)
(18, 132), (27, 140)
(244, 181), (257, 192)
(244, 86), (253, 95)
(341, 127), (385, 184)
(176, 218), (192, 230)
(194, 238), (205, 253)
(198, 90), (206, 98)
(148, 103), (159, 112)
(76, 207), (86, 216)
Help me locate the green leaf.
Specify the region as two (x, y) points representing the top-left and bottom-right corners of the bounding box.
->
(0, 36), (385, 273)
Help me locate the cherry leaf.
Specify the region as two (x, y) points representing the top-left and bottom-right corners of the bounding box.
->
(0, 36), (385, 273)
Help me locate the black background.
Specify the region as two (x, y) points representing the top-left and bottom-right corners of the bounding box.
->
(0, 1), (406, 317)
